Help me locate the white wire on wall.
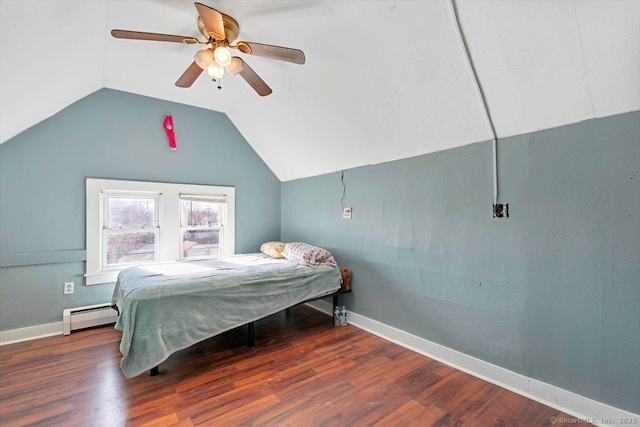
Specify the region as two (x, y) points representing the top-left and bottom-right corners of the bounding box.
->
(449, 0), (500, 205)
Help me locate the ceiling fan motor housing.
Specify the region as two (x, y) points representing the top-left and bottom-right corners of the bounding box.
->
(197, 14), (239, 43)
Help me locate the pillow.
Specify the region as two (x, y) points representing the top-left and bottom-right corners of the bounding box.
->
(281, 242), (337, 268)
(260, 241), (285, 258)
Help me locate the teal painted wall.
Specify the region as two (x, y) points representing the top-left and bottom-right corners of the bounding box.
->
(281, 111), (640, 413)
(0, 89), (281, 330)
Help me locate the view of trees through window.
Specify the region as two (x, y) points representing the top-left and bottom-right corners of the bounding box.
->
(105, 197), (157, 265)
(181, 199), (221, 259)
(102, 196), (223, 264)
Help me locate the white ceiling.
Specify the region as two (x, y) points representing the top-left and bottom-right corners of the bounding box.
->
(0, 0), (107, 146)
(1, 1), (638, 181)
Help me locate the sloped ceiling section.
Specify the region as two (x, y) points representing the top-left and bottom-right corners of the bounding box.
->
(1, 1), (638, 181)
(457, 0), (640, 137)
(0, 0), (108, 143)
(223, 1), (492, 180)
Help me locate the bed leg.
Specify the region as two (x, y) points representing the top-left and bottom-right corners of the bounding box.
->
(150, 366), (159, 377)
(248, 322), (255, 347)
(285, 308), (291, 316)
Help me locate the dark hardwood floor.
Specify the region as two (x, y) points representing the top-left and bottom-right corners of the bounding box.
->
(0, 305), (585, 426)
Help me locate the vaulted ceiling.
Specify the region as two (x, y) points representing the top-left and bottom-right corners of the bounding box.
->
(1, 1), (638, 181)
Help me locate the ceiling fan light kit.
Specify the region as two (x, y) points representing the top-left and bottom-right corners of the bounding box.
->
(207, 63), (225, 80)
(110, 2), (305, 96)
(227, 57), (243, 76)
(194, 49), (214, 69)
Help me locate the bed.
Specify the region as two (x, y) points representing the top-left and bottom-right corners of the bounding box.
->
(111, 253), (342, 378)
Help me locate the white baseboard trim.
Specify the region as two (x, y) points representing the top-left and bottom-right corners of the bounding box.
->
(0, 322), (63, 346)
(307, 300), (639, 426)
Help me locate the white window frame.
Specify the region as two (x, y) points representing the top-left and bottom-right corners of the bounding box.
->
(179, 194), (227, 260)
(86, 179), (235, 285)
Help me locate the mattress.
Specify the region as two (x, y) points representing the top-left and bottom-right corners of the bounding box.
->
(111, 253), (341, 378)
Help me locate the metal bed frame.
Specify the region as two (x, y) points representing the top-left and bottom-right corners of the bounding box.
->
(149, 288), (350, 376)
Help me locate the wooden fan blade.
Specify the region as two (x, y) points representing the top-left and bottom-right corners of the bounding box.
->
(237, 41), (305, 64)
(238, 59), (272, 96)
(194, 2), (225, 40)
(111, 29), (199, 44)
(175, 62), (204, 88)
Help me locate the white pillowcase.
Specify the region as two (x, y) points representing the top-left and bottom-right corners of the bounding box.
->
(281, 242), (337, 268)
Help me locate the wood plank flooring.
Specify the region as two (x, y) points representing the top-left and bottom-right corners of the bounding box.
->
(0, 305), (587, 426)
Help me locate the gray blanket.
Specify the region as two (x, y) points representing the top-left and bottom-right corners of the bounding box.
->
(112, 253), (341, 378)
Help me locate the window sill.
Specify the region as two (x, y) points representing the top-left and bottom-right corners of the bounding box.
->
(85, 271), (120, 286)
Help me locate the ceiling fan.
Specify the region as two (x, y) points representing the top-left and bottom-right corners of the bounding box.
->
(111, 2), (306, 96)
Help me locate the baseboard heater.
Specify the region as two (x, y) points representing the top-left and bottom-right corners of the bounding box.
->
(62, 303), (118, 335)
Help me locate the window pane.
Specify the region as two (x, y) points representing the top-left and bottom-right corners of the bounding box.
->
(107, 232), (156, 265)
(180, 200), (219, 227)
(183, 230), (219, 258)
(108, 197), (155, 229)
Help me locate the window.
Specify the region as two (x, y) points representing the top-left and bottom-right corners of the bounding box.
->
(180, 195), (226, 259)
(103, 193), (160, 267)
(86, 179), (235, 285)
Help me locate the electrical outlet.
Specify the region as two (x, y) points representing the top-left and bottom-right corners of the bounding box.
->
(63, 282), (74, 295)
(343, 207), (352, 219)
